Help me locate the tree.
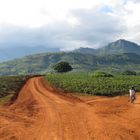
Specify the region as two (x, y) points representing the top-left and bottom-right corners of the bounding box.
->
(53, 62), (73, 73)
(122, 70), (136, 75)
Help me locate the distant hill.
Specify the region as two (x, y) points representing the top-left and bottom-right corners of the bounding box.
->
(73, 39), (140, 55)
(1, 39), (140, 62)
(0, 39), (140, 75)
(98, 39), (140, 55)
(0, 52), (140, 75)
(73, 47), (97, 54)
(0, 46), (60, 62)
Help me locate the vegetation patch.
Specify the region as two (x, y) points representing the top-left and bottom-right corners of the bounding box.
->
(45, 72), (140, 96)
(0, 75), (42, 105)
(122, 70), (137, 75)
(53, 61), (73, 73)
(0, 94), (13, 105)
(91, 71), (113, 77)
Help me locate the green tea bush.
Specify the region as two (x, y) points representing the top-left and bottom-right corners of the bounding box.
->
(46, 73), (140, 96)
(122, 70), (137, 75)
(92, 71), (113, 77)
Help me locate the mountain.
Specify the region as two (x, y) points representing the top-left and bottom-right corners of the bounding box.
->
(0, 39), (140, 62)
(0, 46), (60, 62)
(98, 39), (140, 55)
(73, 47), (97, 54)
(73, 39), (140, 55)
(0, 52), (140, 75)
(0, 39), (140, 75)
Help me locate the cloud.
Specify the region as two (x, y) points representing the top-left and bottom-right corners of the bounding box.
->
(0, 6), (126, 51)
(47, 8), (125, 50)
(119, 1), (140, 43)
(0, 0), (140, 52)
(0, 0), (101, 27)
(131, 0), (140, 3)
(68, 8), (125, 47)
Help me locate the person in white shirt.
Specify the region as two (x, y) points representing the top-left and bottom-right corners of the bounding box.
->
(129, 86), (136, 103)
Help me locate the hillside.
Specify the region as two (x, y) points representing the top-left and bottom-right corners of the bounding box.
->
(73, 47), (97, 54)
(98, 39), (140, 55)
(74, 39), (140, 55)
(0, 39), (140, 63)
(0, 39), (140, 75)
(0, 52), (140, 75)
(0, 46), (60, 62)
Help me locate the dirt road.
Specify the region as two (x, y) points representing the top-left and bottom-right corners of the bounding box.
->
(0, 77), (140, 140)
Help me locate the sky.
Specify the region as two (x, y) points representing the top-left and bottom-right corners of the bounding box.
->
(0, 0), (140, 51)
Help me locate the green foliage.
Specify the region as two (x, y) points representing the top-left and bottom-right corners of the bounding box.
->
(122, 70), (137, 75)
(0, 94), (13, 105)
(0, 76), (26, 98)
(45, 73), (140, 96)
(137, 72), (140, 75)
(92, 71), (113, 77)
(53, 61), (72, 73)
(0, 75), (40, 104)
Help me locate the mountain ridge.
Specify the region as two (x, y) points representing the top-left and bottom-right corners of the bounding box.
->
(0, 46), (60, 62)
(73, 39), (140, 55)
(0, 39), (140, 75)
(0, 52), (140, 75)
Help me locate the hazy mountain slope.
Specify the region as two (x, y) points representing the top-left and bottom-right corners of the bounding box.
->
(98, 39), (140, 55)
(0, 39), (140, 75)
(73, 39), (140, 55)
(73, 47), (97, 54)
(0, 52), (140, 75)
(0, 46), (60, 62)
(0, 39), (140, 62)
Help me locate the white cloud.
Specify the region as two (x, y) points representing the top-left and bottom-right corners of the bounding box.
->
(0, 7), (125, 50)
(0, 0), (126, 27)
(119, 1), (140, 43)
(0, 0), (48, 27)
(0, 0), (140, 51)
(0, 0), (101, 27)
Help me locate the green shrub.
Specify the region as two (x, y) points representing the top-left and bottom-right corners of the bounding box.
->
(45, 73), (140, 96)
(122, 70), (136, 75)
(92, 71), (113, 77)
(0, 75), (42, 104)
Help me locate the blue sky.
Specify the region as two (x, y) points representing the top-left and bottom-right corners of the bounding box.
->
(0, 0), (140, 51)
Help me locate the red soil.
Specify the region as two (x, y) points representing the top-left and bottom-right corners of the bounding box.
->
(0, 77), (140, 140)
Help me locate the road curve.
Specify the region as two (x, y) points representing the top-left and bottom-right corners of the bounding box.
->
(0, 77), (140, 140)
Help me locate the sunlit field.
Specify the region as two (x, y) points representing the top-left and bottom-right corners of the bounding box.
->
(46, 72), (140, 96)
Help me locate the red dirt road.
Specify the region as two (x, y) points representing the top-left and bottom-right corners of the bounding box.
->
(0, 77), (140, 140)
